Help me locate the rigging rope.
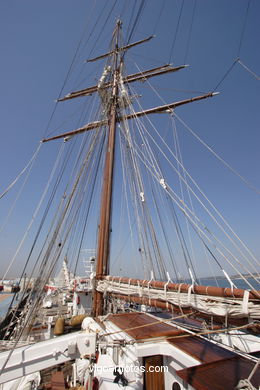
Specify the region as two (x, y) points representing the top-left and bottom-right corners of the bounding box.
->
(212, 59), (238, 92)
(5, 121), (105, 346)
(87, 0), (118, 61)
(132, 59), (260, 197)
(125, 0), (147, 47)
(152, 0), (166, 35)
(121, 115), (260, 290)
(135, 322), (253, 344)
(44, 0), (98, 138)
(101, 308), (256, 346)
(121, 90), (202, 280)
(126, 75), (260, 276)
(237, 0), (252, 58)
(237, 59), (260, 81)
(184, 0), (197, 63)
(0, 142), (42, 200)
(119, 119), (157, 279)
(1, 142), (65, 282)
(73, 131), (105, 275)
(119, 83), (169, 280)
(2, 136), (79, 325)
(118, 77), (259, 292)
(176, 110), (260, 196)
(118, 77), (157, 278)
(151, 186), (180, 281)
(117, 126), (144, 277)
(0, 147), (38, 234)
(129, 66), (260, 277)
(103, 311), (195, 337)
(135, 145), (260, 290)
(125, 0), (138, 45)
(172, 118), (199, 282)
(168, 0), (184, 63)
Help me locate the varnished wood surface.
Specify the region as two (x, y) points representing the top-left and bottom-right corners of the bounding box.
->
(108, 313), (259, 390)
(177, 356), (260, 390)
(168, 335), (235, 363)
(107, 312), (185, 340)
(144, 355), (165, 390)
(108, 312), (234, 363)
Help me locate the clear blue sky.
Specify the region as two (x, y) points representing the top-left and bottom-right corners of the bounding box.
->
(0, 1), (259, 280)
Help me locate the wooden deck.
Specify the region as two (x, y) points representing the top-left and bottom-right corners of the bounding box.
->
(168, 335), (235, 363)
(107, 312), (185, 340)
(107, 312), (260, 390)
(177, 356), (260, 390)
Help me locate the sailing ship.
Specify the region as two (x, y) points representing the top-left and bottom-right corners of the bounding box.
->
(0, 1), (260, 389)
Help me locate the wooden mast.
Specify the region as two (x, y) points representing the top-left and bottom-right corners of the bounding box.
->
(92, 21), (121, 317)
(41, 24), (221, 319)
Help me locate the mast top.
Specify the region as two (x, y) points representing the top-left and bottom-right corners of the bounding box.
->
(86, 35), (154, 63)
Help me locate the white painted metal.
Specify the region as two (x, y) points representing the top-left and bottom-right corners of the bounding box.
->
(0, 331), (96, 384)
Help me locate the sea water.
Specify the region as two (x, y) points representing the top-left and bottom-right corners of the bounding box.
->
(198, 277), (259, 291)
(0, 294), (15, 321)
